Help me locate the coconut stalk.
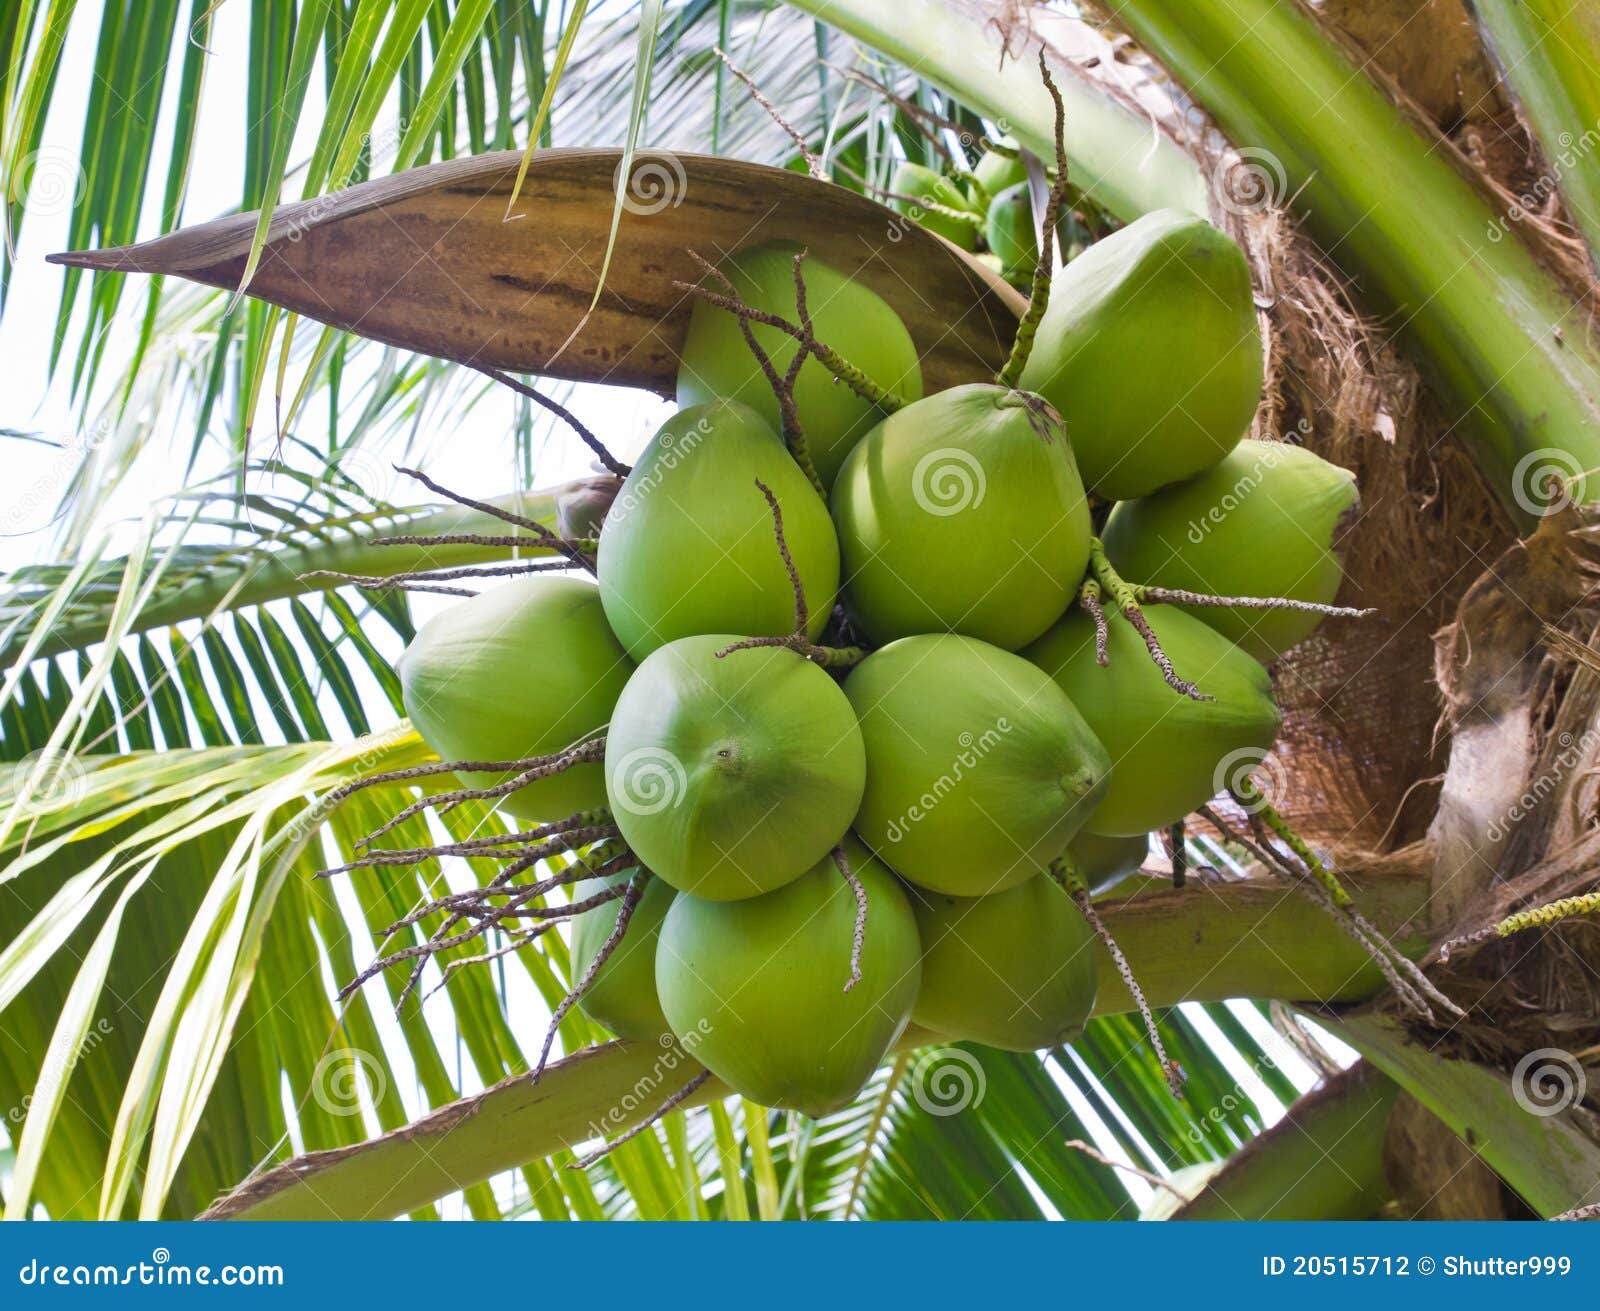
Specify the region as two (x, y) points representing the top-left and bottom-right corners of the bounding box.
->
(1099, 0), (1600, 521)
(782, 0), (1208, 222)
(1471, 0), (1600, 271)
(201, 868), (1431, 1220)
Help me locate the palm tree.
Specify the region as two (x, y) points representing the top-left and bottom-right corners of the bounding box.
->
(1, 0), (1596, 1221)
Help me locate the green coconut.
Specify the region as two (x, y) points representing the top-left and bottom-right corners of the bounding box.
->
(845, 634), (1109, 896)
(971, 138), (1028, 200)
(597, 401), (839, 661)
(604, 635), (865, 900)
(1102, 440), (1360, 662)
(398, 576), (632, 822)
(890, 161), (982, 250)
(1024, 604), (1281, 836)
(570, 868), (675, 1041)
(909, 872), (1097, 1050)
(655, 838), (921, 1115)
(675, 243), (924, 488)
(832, 383), (1092, 651)
(984, 182), (1037, 284)
(1070, 830), (1151, 895)
(1018, 209), (1263, 501)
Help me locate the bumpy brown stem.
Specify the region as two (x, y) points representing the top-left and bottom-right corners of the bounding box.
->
(1141, 586), (1372, 620)
(570, 1069), (713, 1170)
(534, 868), (650, 1081)
(683, 252), (824, 495)
(471, 365), (631, 478)
(1555, 1203), (1600, 1221)
(323, 821), (617, 878)
(1079, 580), (1110, 665)
(714, 478), (869, 669)
(996, 52), (1070, 390)
(1087, 539), (1211, 702)
(713, 47), (826, 179)
(832, 844), (868, 993)
(1050, 854), (1186, 1099)
(395, 466), (596, 573)
(349, 739), (607, 848)
(302, 560), (576, 598)
(676, 253), (908, 415)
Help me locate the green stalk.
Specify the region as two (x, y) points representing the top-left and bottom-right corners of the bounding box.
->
(780, 0), (1208, 221)
(1471, 0), (1600, 270)
(1101, 0), (1600, 523)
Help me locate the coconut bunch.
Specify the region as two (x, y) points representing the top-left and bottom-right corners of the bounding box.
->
(321, 64), (1418, 1156)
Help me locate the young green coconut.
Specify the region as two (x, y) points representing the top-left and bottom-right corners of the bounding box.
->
(831, 383), (1092, 651)
(909, 872), (1098, 1051)
(845, 634), (1109, 896)
(1101, 440), (1361, 662)
(604, 634), (865, 900)
(889, 161), (982, 250)
(398, 576), (632, 822)
(1024, 603), (1281, 836)
(1069, 830), (1151, 894)
(654, 838), (921, 1115)
(970, 137), (1027, 200)
(674, 242), (923, 488)
(1017, 208), (1263, 501)
(596, 400), (839, 660)
(984, 182), (1037, 285)
(570, 866), (676, 1041)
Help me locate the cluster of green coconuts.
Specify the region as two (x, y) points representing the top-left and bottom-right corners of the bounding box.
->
(890, 138), (1075, 286)
(394, 166), (1360, 1116)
